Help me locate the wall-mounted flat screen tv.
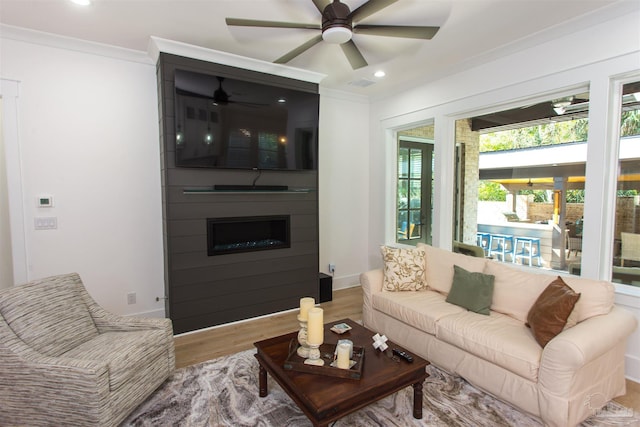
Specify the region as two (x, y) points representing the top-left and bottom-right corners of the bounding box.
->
(174, 69), (319, 171)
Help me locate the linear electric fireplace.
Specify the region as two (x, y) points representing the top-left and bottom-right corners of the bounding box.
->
(207, 215), (291, 256)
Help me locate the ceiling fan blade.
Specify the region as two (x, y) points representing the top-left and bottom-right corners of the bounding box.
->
(349, 0), (398, 22)
(354, 24), (440, 39)
(274, 34), (324, 64)
(340, 40), (368, 70)
(176, 88), (213, 100)
(226, 18), (320, 30)
(311, 0), (331, 14)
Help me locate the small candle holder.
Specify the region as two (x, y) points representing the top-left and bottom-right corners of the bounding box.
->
(303, 343), (324, 366)
(296, 315), (310, 358)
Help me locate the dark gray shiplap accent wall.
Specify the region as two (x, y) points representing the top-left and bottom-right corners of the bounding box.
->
(157, 53), (319, 334)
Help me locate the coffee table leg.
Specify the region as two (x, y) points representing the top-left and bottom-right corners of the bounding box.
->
(412, 381), (423, 419)
(259, 364), (267, 397)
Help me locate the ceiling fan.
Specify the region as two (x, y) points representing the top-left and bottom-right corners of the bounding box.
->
(176, 77), (265, 107)
(226, 0), (440, 70)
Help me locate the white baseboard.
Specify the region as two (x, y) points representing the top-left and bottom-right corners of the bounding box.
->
(128, 308), (166, 318)
(332, 273), (361, 290)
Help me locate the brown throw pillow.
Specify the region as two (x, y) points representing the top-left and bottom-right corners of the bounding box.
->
(526, 277), (581, 347)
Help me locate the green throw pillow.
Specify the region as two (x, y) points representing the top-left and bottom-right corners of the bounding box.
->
(446, 265), (495, 315)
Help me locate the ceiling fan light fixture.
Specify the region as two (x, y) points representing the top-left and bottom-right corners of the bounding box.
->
(552, 96), (573, 107)
(322, 26), (352, 44)
(553, 106), (566, 115)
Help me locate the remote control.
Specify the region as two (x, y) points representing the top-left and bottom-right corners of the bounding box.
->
(392, 348), (413, 363)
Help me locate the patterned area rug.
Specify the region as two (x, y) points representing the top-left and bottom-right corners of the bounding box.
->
(122, 349), (638, 427)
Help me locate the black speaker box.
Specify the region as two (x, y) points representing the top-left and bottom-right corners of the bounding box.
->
(319, 273), (333, 303)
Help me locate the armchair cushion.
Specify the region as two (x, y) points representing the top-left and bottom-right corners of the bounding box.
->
(62, 329), (170, 391)
(0, 275), (98, 356)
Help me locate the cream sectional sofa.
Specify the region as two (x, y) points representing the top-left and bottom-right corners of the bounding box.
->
(361, 244), (637, 427)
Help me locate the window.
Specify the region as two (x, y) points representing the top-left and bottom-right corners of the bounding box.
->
(454, 90), (590, 273)
(611, 81), (640, 287)
(396, 132), (434, 246)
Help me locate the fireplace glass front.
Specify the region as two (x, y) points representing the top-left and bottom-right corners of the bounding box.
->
(207, 215), (291, 256)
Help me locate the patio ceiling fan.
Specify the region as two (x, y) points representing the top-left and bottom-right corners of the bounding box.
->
(225, 0), (440, 70)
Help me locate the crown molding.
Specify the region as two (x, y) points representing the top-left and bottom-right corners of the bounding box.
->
(0, 24), (152, 65)
(148, 36), (326, 84)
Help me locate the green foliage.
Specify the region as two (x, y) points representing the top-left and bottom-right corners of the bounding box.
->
(478, 181), (507, 201)
(566, 190), (585, 203)
(480, 119), (589, 152)
(621, 110), (640, 137)
(518, 189), (548, 202)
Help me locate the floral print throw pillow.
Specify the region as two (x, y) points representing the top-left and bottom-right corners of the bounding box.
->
(380, 246), (427, 291)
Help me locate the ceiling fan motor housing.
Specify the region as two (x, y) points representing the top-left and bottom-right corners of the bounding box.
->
(322, 1), (353, 32)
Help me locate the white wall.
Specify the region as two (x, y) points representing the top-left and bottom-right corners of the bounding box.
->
(318, 89), (370, 289)
(368, 9), (640, 380)
(0, 32), (166, 316)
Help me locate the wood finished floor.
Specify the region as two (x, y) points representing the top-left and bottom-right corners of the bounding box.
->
(173, 286), (639, 412)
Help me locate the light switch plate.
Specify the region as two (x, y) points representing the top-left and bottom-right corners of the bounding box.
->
(34, 217), (57, 230)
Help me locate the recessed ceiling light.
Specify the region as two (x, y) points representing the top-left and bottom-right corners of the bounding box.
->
(374, 70), (386, 78)
(70, 0), (91, 5)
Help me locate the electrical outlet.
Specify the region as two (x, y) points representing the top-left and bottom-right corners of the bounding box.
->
(329, 263), (335, 274)
(127, 292), (136, 305)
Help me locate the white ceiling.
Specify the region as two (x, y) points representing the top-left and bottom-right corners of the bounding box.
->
(0, 0), (634, 97)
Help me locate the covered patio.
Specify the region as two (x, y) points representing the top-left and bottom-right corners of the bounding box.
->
(477, 136), (640, 279)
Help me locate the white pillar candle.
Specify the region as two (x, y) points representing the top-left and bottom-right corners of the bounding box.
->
(299, 297), (315, 321)
(306, 307), (324, 345)
(336, 342), (351, 369)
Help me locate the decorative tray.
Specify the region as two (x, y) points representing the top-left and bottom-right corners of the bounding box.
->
(283, 343), (364, 380)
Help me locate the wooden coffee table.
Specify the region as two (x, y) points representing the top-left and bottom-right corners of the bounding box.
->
(254, 318), (429, 427)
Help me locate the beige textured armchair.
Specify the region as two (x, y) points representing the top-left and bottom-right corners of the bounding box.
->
(0, 273), (175, 426)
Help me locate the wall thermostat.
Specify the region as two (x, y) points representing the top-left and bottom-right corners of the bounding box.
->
(37, 195), (54, 207)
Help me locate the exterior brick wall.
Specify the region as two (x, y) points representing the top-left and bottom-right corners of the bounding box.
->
(455, 119), (480, 245)
(399, 126), (435, 139)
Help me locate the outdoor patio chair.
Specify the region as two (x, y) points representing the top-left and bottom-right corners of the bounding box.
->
(567, 236), (582, 257)
(621, 232), (640, 266)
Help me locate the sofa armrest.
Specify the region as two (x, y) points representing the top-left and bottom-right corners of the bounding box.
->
(360, 269), (383, 328)
(91, 306), (173, 334)
(538, 305), (637, 394)
(360, 269), (383, 295)
(1, 355), (111, 425)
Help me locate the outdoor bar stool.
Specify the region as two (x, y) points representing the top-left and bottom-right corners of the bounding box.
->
(488, 234), (514, 262)
(513, 236), (542, 266)
(476, 232), (491, 255)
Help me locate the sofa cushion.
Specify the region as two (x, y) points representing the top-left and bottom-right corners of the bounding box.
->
(437, 310), (542, 381)
(561, 276), (614, 322)
(0, 275), (99, 357)
(484, 260), (553, 323)
(372, 290), (466, 335)
(446, 265), (495, 315)
(62, 329), (169, 391)
(418, 243), (487, 295)
(526, 277), (581, 347)
(380, 246), (427, 291)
